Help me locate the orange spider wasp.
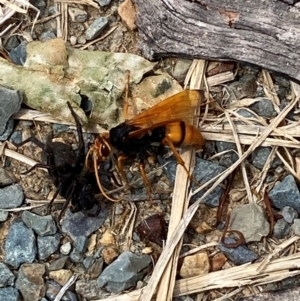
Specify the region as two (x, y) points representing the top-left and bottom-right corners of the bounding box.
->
(86, 89), (205, 201)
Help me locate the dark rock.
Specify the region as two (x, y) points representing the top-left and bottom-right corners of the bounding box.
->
(9, 41), (27, 65)
(249, 98), (277, 118)
(68, 7), (88, 22)
(215, 141), (239, 167)
(0, 119), (15, 141)
(230, 203), (270, 242)
(46, 280), (78, 301)
(0, 287), (20, 301)
(273, 219), (290, 239)
(0, 168), (17, 187)
(236, 108), (257, 118)
(87, 258), (104, 278)
(40, 31), (56, 41)
(4, 220), (37, 268)
(21, 211), (57, 236)
(48, 256), (68, 271)
(83, 256), (95, 269)
(228, 74), (257, 100)
(251, 147), (281, 170)
(9, 130), (22, 144)
(218, 237), (258, 265)
(85, 17), (108, 40)
(192, 158), (226, 207)
(136, 214), (166, 246)
(0, 184), (23, 209)
(282, 206), (298, 223)
(61, 208), (108, 243)
(0, 262), (15, 287)
(37, 233), (61, 260)
(73, 235), (87, 253)
(269, 175), (300, 211)
(4, 36), (20, 51)
(292, 219), (300, 235)
(69, 248), (84, 263)
(15, 263), (45, 301)
(97, 251), (151, 293)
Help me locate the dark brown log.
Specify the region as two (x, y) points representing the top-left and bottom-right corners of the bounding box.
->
(135, 0), (300, 81)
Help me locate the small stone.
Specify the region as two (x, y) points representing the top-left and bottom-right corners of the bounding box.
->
(5, 220), (37, 268)
(230, 203), (270, 242)
(9, 41), (27, 65)
(282, 206), (298, 223)
(40, 31), (56, 41)
(49, 270), (73, 286)
(251, 147), (281, 170)
(0, 168), (17, 187)
(0, 262), (15, 287)
(75, 279), (104, 300)
(60, 242), (72, 255)
(85, 17), (108, 41)
(0, 86), (22, 134)
(0, 120), (14, 141)
(218, 238), (258, 265)
(292, 219), (300, 235)
(87, 258), (104, 279)
(37, 233), (61, 260)
(168, 59), (192, 83)
(68, 7), (88, 22)
(102, 247), (119, 264)
(273, 219), (290, 239)
(70, 36), (77, 46)
(179, 252), (210, 278)
(15, 263), (45, 301)
(210, 253), (227, 271)
(77, 36), (87, 44)
(216, 141), (239, 167)
(0, 210), (8, 222)
(69, 248), (84, 263)
(228, 74), (257, 100)
(236, 108), (256, 118)
(0, 287), (20, 301)
(269, 175), (300, 211)
(48, 256), (68, 271)
(118, 0), (137, 30)
(9, 130), (22, 144)
(21, 211), (57, 236)
(4, 36), (20, 51)
(95, 0), (111, 6)
(99, 229), (116, 246)
(97, 251), (151, 293)
(45, 280), (77, 301)
(0, 184), (23, 209)
(249, 98), (277, 118)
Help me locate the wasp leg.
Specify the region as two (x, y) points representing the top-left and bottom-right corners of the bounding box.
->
(162, 136), (200, 186)
(138, 161), (152, 201)
(117, 154), (130, 186)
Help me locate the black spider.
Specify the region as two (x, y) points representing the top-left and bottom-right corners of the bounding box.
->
(16, 102), (98, 219)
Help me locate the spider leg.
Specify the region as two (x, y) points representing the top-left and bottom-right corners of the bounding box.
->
(15, 136), (46, 150)
(47, 182), (64, 214)
(21, 163), (53, 175)
(58, 182), (76, 221)
(66, 102), (85, 162)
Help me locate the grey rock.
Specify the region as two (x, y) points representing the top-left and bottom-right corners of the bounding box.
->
(0, 168), (17, 187)
(21, 211), (57, 236)
(192, 158), (226, 207)
(46, 280), (78, 301)
(15, 263), (45, 301)
(230, 203), (270, 242)
(0, 119), (15, 140)
(0, 210), (8, 221)
(83, 256), (95, 269)
(95, 0), (111, 6)
(97, 251), (151, 293)
(85, 17), (108, 40)
(77, 36), (87, 44)
(9, 130), (22, 144)
(69, 248), (84, 263)
(0, 262), (15, 287)
(216, 141), (239, 167)
(4, 220), (37, 268)
(273, 219), (290, 239)
(251, 147), (281, 170)
(76, 279), (106, 299)
(249, 98), (277, 118)
(292, 219), (300, 235)
(40, 31), (56, 41)
(4, 36), (19, 51)
(9, 41), (27, 65)
(169, 59), (193, 83)
(37, 233), (61, 260)
(61, 208), (108, 243)
(48, 256), (68, 271)
(269, 175), (300, 211)
(282, 206), (298, 223)
(60, 242), (72, 255)
(0, 287), (20, 301)
(68, 7), (88, 22)
(19, 120), (33, 129)
(228, 74), (257, 100)
(0, 86), (22, 135)
(74, 235), (87, 253)
(236, 108), (256, 118)
(31, 0), (46, 15)
(218, 237), (258, 265)
(0, 184), (23, 209)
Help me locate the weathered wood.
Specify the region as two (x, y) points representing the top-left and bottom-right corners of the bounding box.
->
(135, 0), (300, 81)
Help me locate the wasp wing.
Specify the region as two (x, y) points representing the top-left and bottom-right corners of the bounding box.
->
(126, 90), (204, 128)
